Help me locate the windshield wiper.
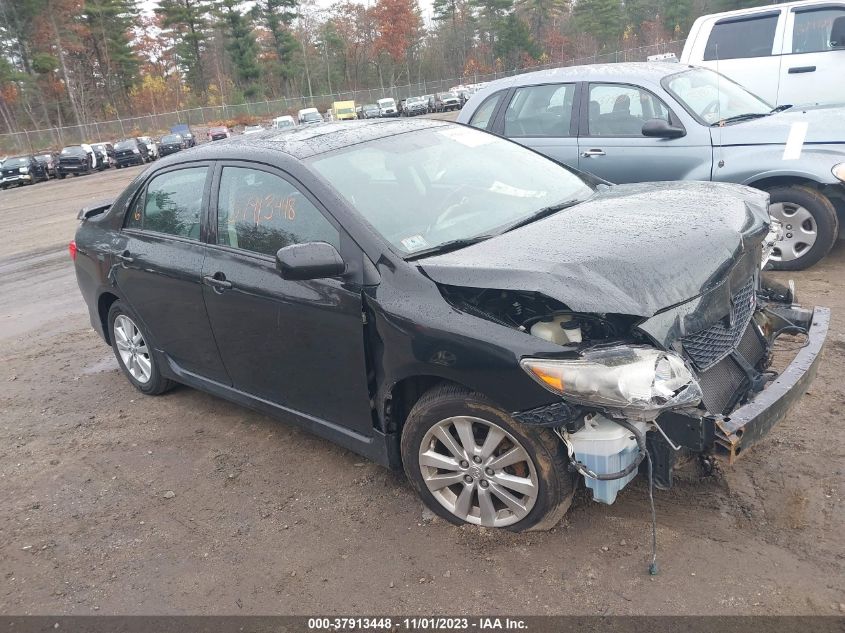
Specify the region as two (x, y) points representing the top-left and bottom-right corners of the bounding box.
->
(405, 234), (495, 260)
(711, 112), (770, 126)
(770, 104), (793, 113)
(498, 199), (582, 234)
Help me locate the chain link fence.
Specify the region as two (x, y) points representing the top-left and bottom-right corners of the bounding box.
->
(0, 40), (684, 155)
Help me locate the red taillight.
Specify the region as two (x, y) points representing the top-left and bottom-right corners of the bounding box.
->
(68, 240), (77, 261)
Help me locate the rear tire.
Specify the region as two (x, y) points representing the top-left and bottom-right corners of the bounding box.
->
(108, 301), (175, 396)
(766, 185), (838, 270)
(401, 384), (575, 532)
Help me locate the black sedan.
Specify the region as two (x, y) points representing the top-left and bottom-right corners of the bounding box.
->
(71, 120), (827, 531)
(159, 133), (185, 157)
(113, 138), (149, 167)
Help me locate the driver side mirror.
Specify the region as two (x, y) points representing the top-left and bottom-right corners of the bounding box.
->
(642, 119), (686, 139)
(275, 242), (346, 281)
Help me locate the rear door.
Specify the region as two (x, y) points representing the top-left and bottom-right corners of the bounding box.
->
(695, 10), (786, 104)
(780, 4), (845, 105)
(112, 163), (230, 383)
(490, 83), (581, 169)
(201, 162), (374, 434)
(576, 82), (710, 184)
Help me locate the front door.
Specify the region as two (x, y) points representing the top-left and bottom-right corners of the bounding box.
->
(113, 164), (230, 383)
(576, 82), (711, 184)
(201, 163), (374, 434)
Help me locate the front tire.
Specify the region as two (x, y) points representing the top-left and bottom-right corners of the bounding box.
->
(767, 185), (839, 270)
(401, 384), (575, 531)
(108, 301), (174, 395)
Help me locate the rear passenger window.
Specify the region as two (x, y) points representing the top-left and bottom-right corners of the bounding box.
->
(503, 84), (575, 137)
(703, 14), (779, 60)
(216, 166), (339, 257)
(126, 167), (207, 240)
(587, 84), (671, 137)
(468, 91), (504, 130)
(792, 8), (845, 53)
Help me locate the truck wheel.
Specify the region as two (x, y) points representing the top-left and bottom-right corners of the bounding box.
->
(767, 185), (839, 270)
(401, 384), (575, 531)
(108, 301), (175, 396)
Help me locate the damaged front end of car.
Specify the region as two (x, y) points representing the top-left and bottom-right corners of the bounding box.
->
(436, 258), (828, 506)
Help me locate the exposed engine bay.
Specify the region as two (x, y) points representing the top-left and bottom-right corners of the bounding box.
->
(439, 275), (825, 506)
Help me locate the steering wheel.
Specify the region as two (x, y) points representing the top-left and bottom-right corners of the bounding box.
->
(701, 99), (722, 121)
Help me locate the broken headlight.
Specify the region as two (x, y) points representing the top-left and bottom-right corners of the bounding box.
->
(520, 345), (702, 414)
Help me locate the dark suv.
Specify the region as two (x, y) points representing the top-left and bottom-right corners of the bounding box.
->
(1, 155), (49, 188)
(114, 139), (150, 167)
(57, 146), (94, 178)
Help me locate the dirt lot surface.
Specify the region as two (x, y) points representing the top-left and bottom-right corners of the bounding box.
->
(1, 146), (843, 616)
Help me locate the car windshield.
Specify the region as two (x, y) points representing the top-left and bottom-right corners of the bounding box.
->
(4, 157), (28, 167)
(114, 141), (136, 150)
(378, 99), (394, 106)
(162, 134), (181, 143)
(664, 67), (772, 125)
(61, 146), (84, 154)
(442, 92), (457, 99)
(309, 125), (594, 256)
(303, 113), (321, 122)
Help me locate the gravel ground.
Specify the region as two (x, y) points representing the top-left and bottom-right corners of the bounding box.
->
(0, 145), (843, 615)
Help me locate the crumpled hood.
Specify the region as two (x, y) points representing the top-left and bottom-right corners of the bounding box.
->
(717, 104), (845, 146)
(419, 181), (770, 318)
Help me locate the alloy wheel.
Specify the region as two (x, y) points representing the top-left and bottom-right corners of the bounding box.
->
(113, 315), (152, 384)
(768, 202), (818, 263)
(418, 416), (539, 527)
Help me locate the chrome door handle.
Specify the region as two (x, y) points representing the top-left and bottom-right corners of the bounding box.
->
(115, 251), (134, 264)
(581, 149), (606, 157)
(203, 274), (232, 290)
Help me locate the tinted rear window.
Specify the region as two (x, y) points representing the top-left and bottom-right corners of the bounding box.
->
(703, 14), (779, 60)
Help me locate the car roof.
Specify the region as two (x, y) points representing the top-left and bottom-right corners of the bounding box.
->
(171, 119), (451, 161)
(482, 62), (693, 92)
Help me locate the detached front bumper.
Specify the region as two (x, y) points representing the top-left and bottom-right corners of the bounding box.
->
(714, 306), (829, 462)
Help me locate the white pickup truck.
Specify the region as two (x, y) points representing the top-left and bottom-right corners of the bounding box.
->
(681, 0), (845, 106)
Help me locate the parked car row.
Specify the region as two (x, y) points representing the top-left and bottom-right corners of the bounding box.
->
(0, 129), (199, 188)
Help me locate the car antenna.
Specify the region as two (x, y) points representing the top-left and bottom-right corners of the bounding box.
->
(716, 44), (725, 170)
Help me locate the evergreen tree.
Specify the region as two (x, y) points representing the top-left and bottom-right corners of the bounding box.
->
(81, 0), (140, 111)
(253, 0), (299, 94)
(216, 0), (261, 100)
(155, 0), (212, 98)
(573, 0), (624, 51)
(494, 13), (539, 67)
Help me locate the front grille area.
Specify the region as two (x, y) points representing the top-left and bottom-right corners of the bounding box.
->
(697, 354), (749, 414)
(695, 320), (768, 415)
(682, 277), (756, 371)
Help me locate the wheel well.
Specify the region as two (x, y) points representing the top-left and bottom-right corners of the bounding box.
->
(746, 176), (820, 193)
(97, 292), (119, 344)
(384, 376), (457, 435)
